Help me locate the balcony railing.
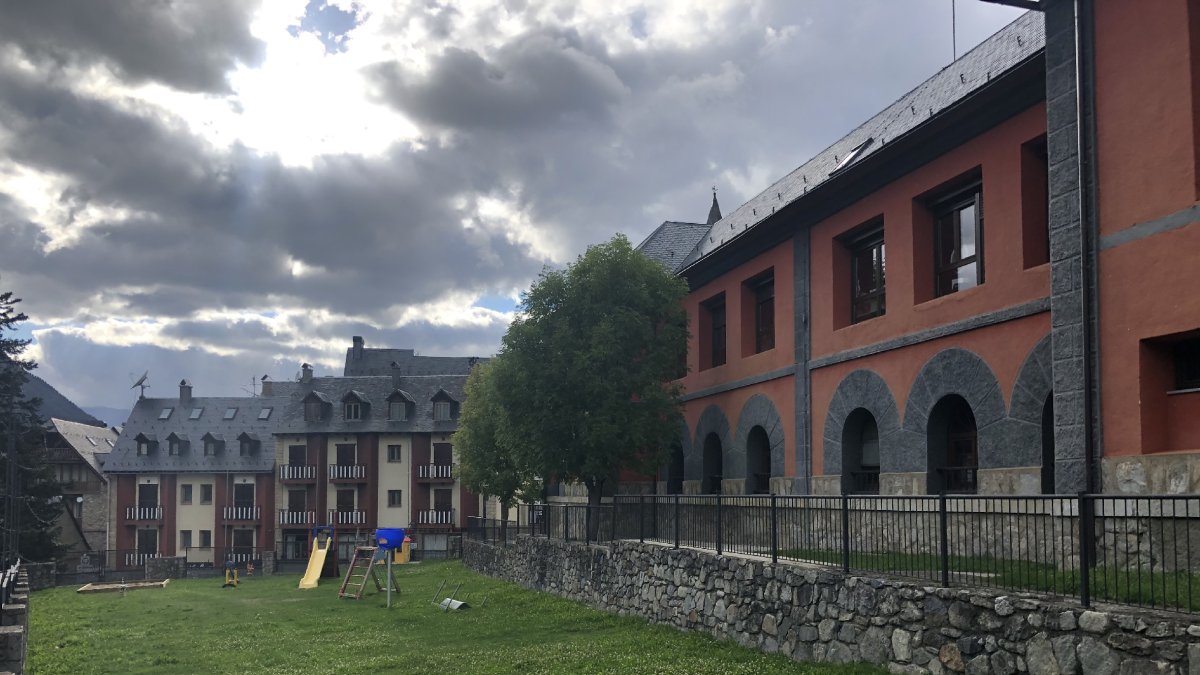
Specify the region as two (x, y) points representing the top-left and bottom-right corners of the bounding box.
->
(125, 552), (159, 567)
(328, 464), (367, 481)
(418, 464), (454, 480)
(328, 509), (367, 526)
(222, 505), (261, 521)
(125, 506), (162, 521)
(416, 509), (456, 526)
(278, 509), (316, 526)
(280, 465), (318, 481)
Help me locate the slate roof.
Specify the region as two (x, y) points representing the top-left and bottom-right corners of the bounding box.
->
(21, 373), (104, 427)
(636, 221), (710, 273)
(47, 418), (117, 478)
(678, 11), (1044, 270)
(343, 346), (487, 377)
(273, 373), (468, 435)
(105, 394), (284, 473)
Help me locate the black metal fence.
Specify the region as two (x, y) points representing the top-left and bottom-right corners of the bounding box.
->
(467, 494), (1200, 614)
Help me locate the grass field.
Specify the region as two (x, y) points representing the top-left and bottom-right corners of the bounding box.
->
(28, 561), (884, 674)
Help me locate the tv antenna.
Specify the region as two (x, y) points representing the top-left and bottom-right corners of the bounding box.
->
(240, 376), (259, 397)
(130, 370), (150, 399)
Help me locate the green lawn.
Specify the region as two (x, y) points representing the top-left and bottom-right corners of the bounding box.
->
(29, 561), (883, 674)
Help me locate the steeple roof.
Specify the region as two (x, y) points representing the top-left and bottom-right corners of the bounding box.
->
(706, 190), (722, 225)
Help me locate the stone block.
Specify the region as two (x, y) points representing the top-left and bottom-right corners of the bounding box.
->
(0, 605), (25, 627)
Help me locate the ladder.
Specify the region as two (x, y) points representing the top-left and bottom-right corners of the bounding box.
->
(338, 546), (383, 600)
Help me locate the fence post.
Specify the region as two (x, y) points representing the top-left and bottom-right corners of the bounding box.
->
(938, 493), (950, 587)
(674, 494), (681, 549)
(586, 506), (592, 546)
(770, 494), (779, 565)
(716, 494), (723, 556)
(610, 501), (617, 542)
(1078, 492), (1092, 608)
(841, 494), (851, 573)
(563, 505), (569, 541)
(639, 496), (645, 543)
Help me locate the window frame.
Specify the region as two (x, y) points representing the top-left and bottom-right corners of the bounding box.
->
(344, 401), (362, 420)
(750, 272), (775, 354)
(388, 400), (407, 421)
(199, 530), (212, 548)
(705, 295), (727, 368)
(387, 445), (403, 463)
(1174, 338), (1200, 390)
(387, 490), (403, 508)
(848, 224), (886, 324)
(932, 182), (985, 297)
(180, 484), (193, 505)
(433, 401), (451, 421)
(200, 484), (213, 505)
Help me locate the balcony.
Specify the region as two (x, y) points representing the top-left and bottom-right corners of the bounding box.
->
(414, 508), (456, 529)
(280, 464), (319, 483)
(221, 505), (261, 522)
(416, 463), (454, 483)
(125, 506), (163, 522)
(328, 464), (367, 482)
(278, 509), (316, 526)
(328, 509), (367, 526)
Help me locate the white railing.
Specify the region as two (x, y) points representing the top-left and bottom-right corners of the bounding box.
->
(417, 509), (456, 526)
(329, 509), (367, 525)
(278, 510), (316, 525)
(125, 552), (159, 566)
(280, 465), (317, 480)
(125, 506), (162, 521)
(328, 464), (367, 480)
(418, 464), (454, 480)
(226, 550), (256, 564)
(223, 505), (260, 521)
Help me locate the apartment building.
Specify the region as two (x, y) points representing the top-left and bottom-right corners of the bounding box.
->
(44, 418), (116, 554)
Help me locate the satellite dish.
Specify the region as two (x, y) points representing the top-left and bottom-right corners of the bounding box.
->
(130, 371), (150, 399)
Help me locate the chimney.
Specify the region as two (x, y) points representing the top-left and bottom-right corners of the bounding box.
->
(260, 374), (272, 397)
(301, 363), (313, 383)
(179, 379), (193, 407)
(352, 335), (365, 359)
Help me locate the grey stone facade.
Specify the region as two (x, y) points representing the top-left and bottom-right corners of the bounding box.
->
(687, 405), (733, 484)
(733, 394), (787, 483)
(466, 537), (1200, 674)
(822, 369), (901, 484)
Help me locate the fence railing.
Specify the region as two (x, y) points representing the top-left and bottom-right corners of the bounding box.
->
(328, 509), (367, 525)
(125, 505), (163, 521)
(278, 509), (316, 526)
(280, 465), (318, 481)
(222, 505), (261, 521)
(467, 494), (1200, 614)
(328, 464), (367, 480)
(417, 509), (456, 526)
(418, 464), (454, 480)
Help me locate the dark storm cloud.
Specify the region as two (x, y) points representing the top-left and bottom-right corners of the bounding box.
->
(0, 0), (264, 93)
(371, 28), (627, 132)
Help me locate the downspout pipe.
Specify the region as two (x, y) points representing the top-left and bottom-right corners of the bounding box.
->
(1073, 0), (1102, 493)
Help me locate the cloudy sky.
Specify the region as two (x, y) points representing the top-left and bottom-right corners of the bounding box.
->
(0, 0), (1023, 418)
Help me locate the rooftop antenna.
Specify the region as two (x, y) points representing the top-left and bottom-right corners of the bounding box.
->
(130, 371), (149, 399)
(951, 0), (958, 61)
(240, 376), (259, 397)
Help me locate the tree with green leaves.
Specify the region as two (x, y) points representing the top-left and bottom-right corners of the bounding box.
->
(0, 288), (63, 563)
(454, 357), (539, 543)
(497, 234), (689, 515)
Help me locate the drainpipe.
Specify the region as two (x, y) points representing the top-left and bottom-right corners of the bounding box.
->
(1073, 0), (1102, 493)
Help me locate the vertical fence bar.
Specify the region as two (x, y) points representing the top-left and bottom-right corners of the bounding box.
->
(770, 494), (779, 565)
(610, 502), (618, 543)
(841, 494), (850, 574)
(674, 494), (680, 549)
(938, 493), (950, 587)
(715, 494), (723, 556)
(1079, 492), (1092, 608)
(586, 506), (592, 546)
(563, 505), (569, 542)
(639, 496), (645, 543)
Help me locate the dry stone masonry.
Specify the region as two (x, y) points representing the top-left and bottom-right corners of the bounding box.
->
(466, 537), (1200, 674)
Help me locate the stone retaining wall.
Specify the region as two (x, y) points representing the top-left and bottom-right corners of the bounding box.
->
(465, 537), (1200, 674)
(1, 567), (30, 674)
(144, 556), (186, 580)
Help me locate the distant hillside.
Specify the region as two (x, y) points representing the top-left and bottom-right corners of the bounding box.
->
(82, 406), (131, 429)
(21, 374), (105, 427)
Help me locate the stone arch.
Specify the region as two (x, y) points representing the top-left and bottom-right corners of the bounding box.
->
(687, 405), (732, 482)
(822, 369), (902, 475)
(661, 419), (691, 493)
(1005, 334), (1053, 469)
(900, 347), (1007, 471)
(733, 394), (786, 485)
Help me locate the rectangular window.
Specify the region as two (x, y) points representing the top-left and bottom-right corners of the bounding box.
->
(387, 490), (403, 507)
(158, 408), (173, 420)
(1174, 339), (1200, 390)
(240, 439), (253, 456)
(199, 530), (212, 548)
(705, 296), (726, 368)
(189, 408), (203, 420)
(200, 484), (213, 505)
(1021, 136), (1050, 268)
(137, 440), (150, 456)
(387, 445), (402, 462)
(288, 489), (307, 512)
(288, 444), (307, 466)
(933, 184), (984, 297)
(433, 401), (451, 421)
(433, 443), (453, 465)
(258, 407), (272, 420)
(752, 274), (774, 353)
(388, 401), (407, 420)
(180, 484), (193, 505)
(233, 483), (255, 509)
(137, 529), (158, 555)
(336, 444), (356, 465)
(168, 439), (180, 456)
(180, 530), (193, 550)
(137, 483), (158, 508)
(433, 488), (453, 512)
(344, 402), (361, 420)
(304, 400), (323, 421)
(204, 439), (217, 456)
(223, 407), (237, 420)
(336, 489), (355, 512)
(850, 226), (886, 323)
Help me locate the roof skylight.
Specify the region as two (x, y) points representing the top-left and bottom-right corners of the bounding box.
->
(833, 138), (874, 173)
(84, 436), (97, 446)
(189, 408), (204, 420)
(159, 408), (173, 420)
(223, 408), (238, 420)
(258, 408), (273, 420)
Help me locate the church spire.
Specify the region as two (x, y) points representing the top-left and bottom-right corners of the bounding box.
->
(707, 186), (722, 225)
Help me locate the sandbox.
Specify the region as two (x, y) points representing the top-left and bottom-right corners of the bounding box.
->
(76, 579), (170, 594)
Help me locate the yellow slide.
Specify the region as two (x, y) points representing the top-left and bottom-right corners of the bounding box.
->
(298, 537), (330, 590)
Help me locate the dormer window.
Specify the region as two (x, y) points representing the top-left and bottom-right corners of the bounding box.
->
(237, 433), (261, 456)
(201, 433), (224, 456)
(167, 433), (189, 456)
(345, 402), (362, 420)
(389, 401), (406, 421)
(137, 440), (150, 456)
(433, 402), (451, 421)
(341, 391), (369, 421)
(134, 434), (157, 456)
(303, 391), (332, 422)
(159, 408), (173, 420)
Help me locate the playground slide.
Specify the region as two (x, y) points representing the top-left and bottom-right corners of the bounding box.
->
(298, 540), (329, 590)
